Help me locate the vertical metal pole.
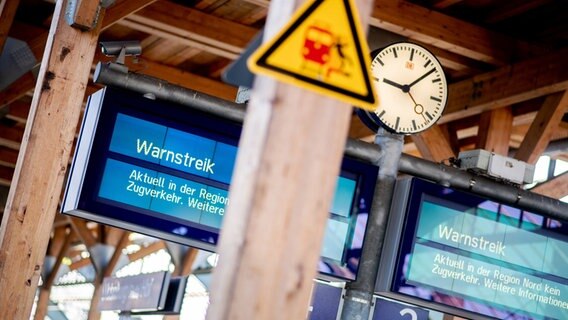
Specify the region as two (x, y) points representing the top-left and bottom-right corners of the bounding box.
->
(340, 128), (404, 320)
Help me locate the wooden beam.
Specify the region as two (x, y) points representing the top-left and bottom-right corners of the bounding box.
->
(0, 0), (20, 54)
(178, 248), (199, 276)
(531, 172), (568, 199)
(127, 240), (166, 262)
(207, 0), (373, 318)
(0, 72), (36, 107)
(348, 114), (374, 139)
(0, 0), (104, 315)
(371, 0), (543, 65)
(101, 0), (158, 31)
(0, 165), (14, 185)
(0, 124), (24, 143)
(482, 0), (553, 24)
(44, 230), (73, 289)
(515, 91), (568, 164)
(34, 229), (73, 320)
(412, 125), (456, 162)
(46, 226), (67, 257)
(70, 218), (97, 248)
(69, 0), (100, 30)
(6, 99), (31, 123)
(247, 0), (539, 66)
(104, 226), (127, 247)
(0, 146), (19, 165)
(432, 0), (463, 9)
(121, 1), (257, 59)
(68, 238), (168, 271)
(443, 47), (568, 123)
(476, 107), (513, 156)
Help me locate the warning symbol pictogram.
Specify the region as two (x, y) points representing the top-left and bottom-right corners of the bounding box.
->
(248, 0), (378, 110)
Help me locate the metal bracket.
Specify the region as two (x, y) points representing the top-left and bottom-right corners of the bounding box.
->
(65, 0), (114, 30)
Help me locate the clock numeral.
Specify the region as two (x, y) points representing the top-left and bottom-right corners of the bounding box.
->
(393, 48), (398, 58)
(410, 48), (415, 61)
(424, 60), (431, 68)
(395, 116), (400, 132)
(412, 120), (417, 131)
(432, 78), (441, 83)
(375, 58), (384, 66)
(430, 96), (442, 102)
(425, 111), (434, 121)
(377, 110), (386, 118)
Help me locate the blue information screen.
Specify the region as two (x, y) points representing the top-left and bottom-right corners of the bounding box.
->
(64, 87), (377, 281)
(388, 178), (568, 319)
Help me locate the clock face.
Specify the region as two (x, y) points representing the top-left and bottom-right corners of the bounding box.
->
(367, 42), (448, 134)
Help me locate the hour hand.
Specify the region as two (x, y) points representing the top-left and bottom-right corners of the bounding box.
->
(383, 78), (406, 91)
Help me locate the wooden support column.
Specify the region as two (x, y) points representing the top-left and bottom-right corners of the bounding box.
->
(515, 91), (568, 164)
(412, 125), (456, 162)
(0, 0), (104, 317)
(34, 228), (73, 320)
(476, 106), (513, 155)
(206, 1), (373, 319)
(0, 0), (20, 53)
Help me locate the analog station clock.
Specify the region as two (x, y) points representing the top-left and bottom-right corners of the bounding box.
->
(357, 42), (448, 134)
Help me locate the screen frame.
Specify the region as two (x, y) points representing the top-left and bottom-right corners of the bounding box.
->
(62, 86), (378, 281)
(376, 176), (568, 320)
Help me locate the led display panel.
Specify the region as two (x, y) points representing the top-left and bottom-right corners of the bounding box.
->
(62, 86), (377, 281)
(376, 177), (568, 320)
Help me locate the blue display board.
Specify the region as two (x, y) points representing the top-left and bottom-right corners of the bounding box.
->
(377, 177), (568, 320)
(62, 86), (378, 281)
(308, 281), (343, 320)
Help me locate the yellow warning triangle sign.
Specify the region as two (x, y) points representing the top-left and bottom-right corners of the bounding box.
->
(248, 0), (378, 110)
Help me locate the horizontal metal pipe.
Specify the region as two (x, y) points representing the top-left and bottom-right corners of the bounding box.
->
(93, 62), (247, 122)
(94, 61), (568, 219)
(345, 143), (568, 220)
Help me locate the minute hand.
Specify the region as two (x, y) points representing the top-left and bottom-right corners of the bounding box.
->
(408, 68), (435, 89)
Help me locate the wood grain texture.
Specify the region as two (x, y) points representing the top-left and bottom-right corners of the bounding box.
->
(515, 91), (568, 164)
(476, 107), (513, 156)
(0, 0), (103, 316)
(206, 0), (374, 318)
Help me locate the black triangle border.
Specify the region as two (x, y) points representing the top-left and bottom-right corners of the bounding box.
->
(255, 0), (376, 105)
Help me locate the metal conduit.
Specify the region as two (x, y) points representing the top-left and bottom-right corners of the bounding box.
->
(93, 61), (568, 219)
(93, 62), (247, 122)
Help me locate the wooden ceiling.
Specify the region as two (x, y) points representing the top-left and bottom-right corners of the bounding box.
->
(1, 0), (568, 280)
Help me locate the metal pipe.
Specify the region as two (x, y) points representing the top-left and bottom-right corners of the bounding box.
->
(94, 61), (568, 219)
(345, 143), (568, 220)
(93, 62), (247, 122)
(340, 130), (404, 320)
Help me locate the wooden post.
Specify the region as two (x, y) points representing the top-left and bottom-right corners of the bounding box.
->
(206, 1), (373, 319)
(0, 0), (20, 53)
(0, 0), (103, 317)
(34, 228), (73, 320)
(476, 107), (513, 155)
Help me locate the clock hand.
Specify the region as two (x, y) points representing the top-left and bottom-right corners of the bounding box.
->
(408, 68), (436, 89)
(383, 78), (406, 91)
(408, 91), (428, 122)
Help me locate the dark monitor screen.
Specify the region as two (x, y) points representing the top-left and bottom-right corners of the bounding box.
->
(62, 86), (378, 281)
(377, 177), (568, 320)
